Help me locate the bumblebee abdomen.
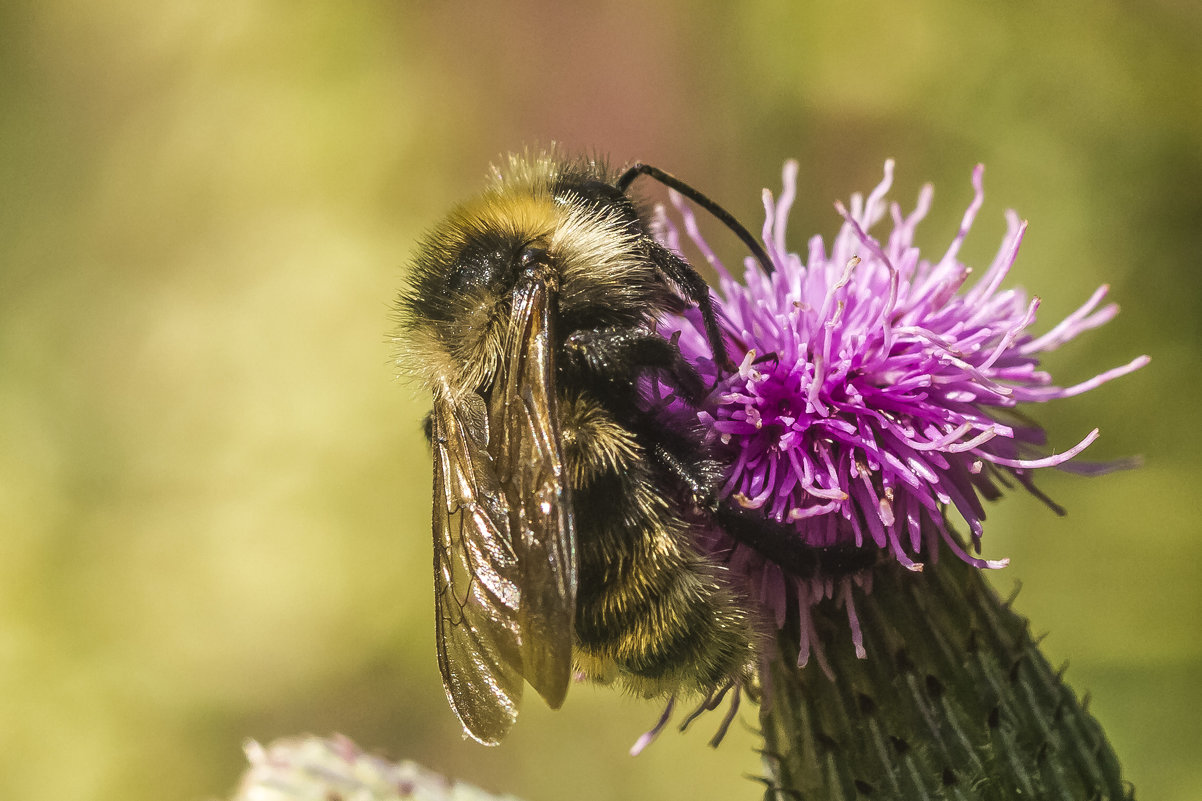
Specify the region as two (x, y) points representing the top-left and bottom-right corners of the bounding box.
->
(576, 546), (752, 690)
(560, 392), (754, 694)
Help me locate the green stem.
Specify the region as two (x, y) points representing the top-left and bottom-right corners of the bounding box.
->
(759, 551), (1131, 800)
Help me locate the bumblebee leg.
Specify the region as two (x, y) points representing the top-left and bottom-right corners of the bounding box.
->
(563, 326), (708, 404)
(644, 430), (880, 582)
(645, 241), (737, 374)
(648, 438), (723, 512)
(711, 505), (879, 581)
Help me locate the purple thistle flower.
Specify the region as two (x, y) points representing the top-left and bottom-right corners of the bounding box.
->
(655, 160), (1148, 668)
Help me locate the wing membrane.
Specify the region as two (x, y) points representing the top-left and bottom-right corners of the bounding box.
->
(431, 388), (524, 744)
(488, 276), (577, 709)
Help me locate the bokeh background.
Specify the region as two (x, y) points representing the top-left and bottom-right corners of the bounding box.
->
(3, 2), (1198, 799)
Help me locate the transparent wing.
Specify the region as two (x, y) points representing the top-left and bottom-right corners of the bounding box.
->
(431, 388), (524, 745)
(487, 276), (577, 709)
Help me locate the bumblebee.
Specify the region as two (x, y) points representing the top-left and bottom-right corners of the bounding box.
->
(396, 152), (869, 745)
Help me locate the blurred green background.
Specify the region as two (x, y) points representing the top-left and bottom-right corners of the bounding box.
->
(2, 2), (1198, 799)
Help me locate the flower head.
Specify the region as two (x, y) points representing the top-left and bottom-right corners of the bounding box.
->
(655, 161), (1147, 666)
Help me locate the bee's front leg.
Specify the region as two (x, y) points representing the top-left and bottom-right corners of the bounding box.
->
(644, 241), (737, 375)
(561, 326), (708, 405)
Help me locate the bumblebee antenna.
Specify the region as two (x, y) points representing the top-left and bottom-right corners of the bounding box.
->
(618, 163), (775, 275)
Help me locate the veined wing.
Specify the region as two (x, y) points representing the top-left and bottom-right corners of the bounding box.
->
(487, 274), (577, 709)
(431, 386), (523, 745)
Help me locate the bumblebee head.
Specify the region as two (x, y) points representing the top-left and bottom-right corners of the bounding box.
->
(396, 156), (667, 399)
(397, 187), (560, 396)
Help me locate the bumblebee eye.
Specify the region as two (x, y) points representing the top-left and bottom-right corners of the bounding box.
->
(449, 243), (510, 294)
(518, 246), (549, 269)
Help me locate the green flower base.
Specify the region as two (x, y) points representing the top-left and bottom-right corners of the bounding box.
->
(759, 551), (1132, 800)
